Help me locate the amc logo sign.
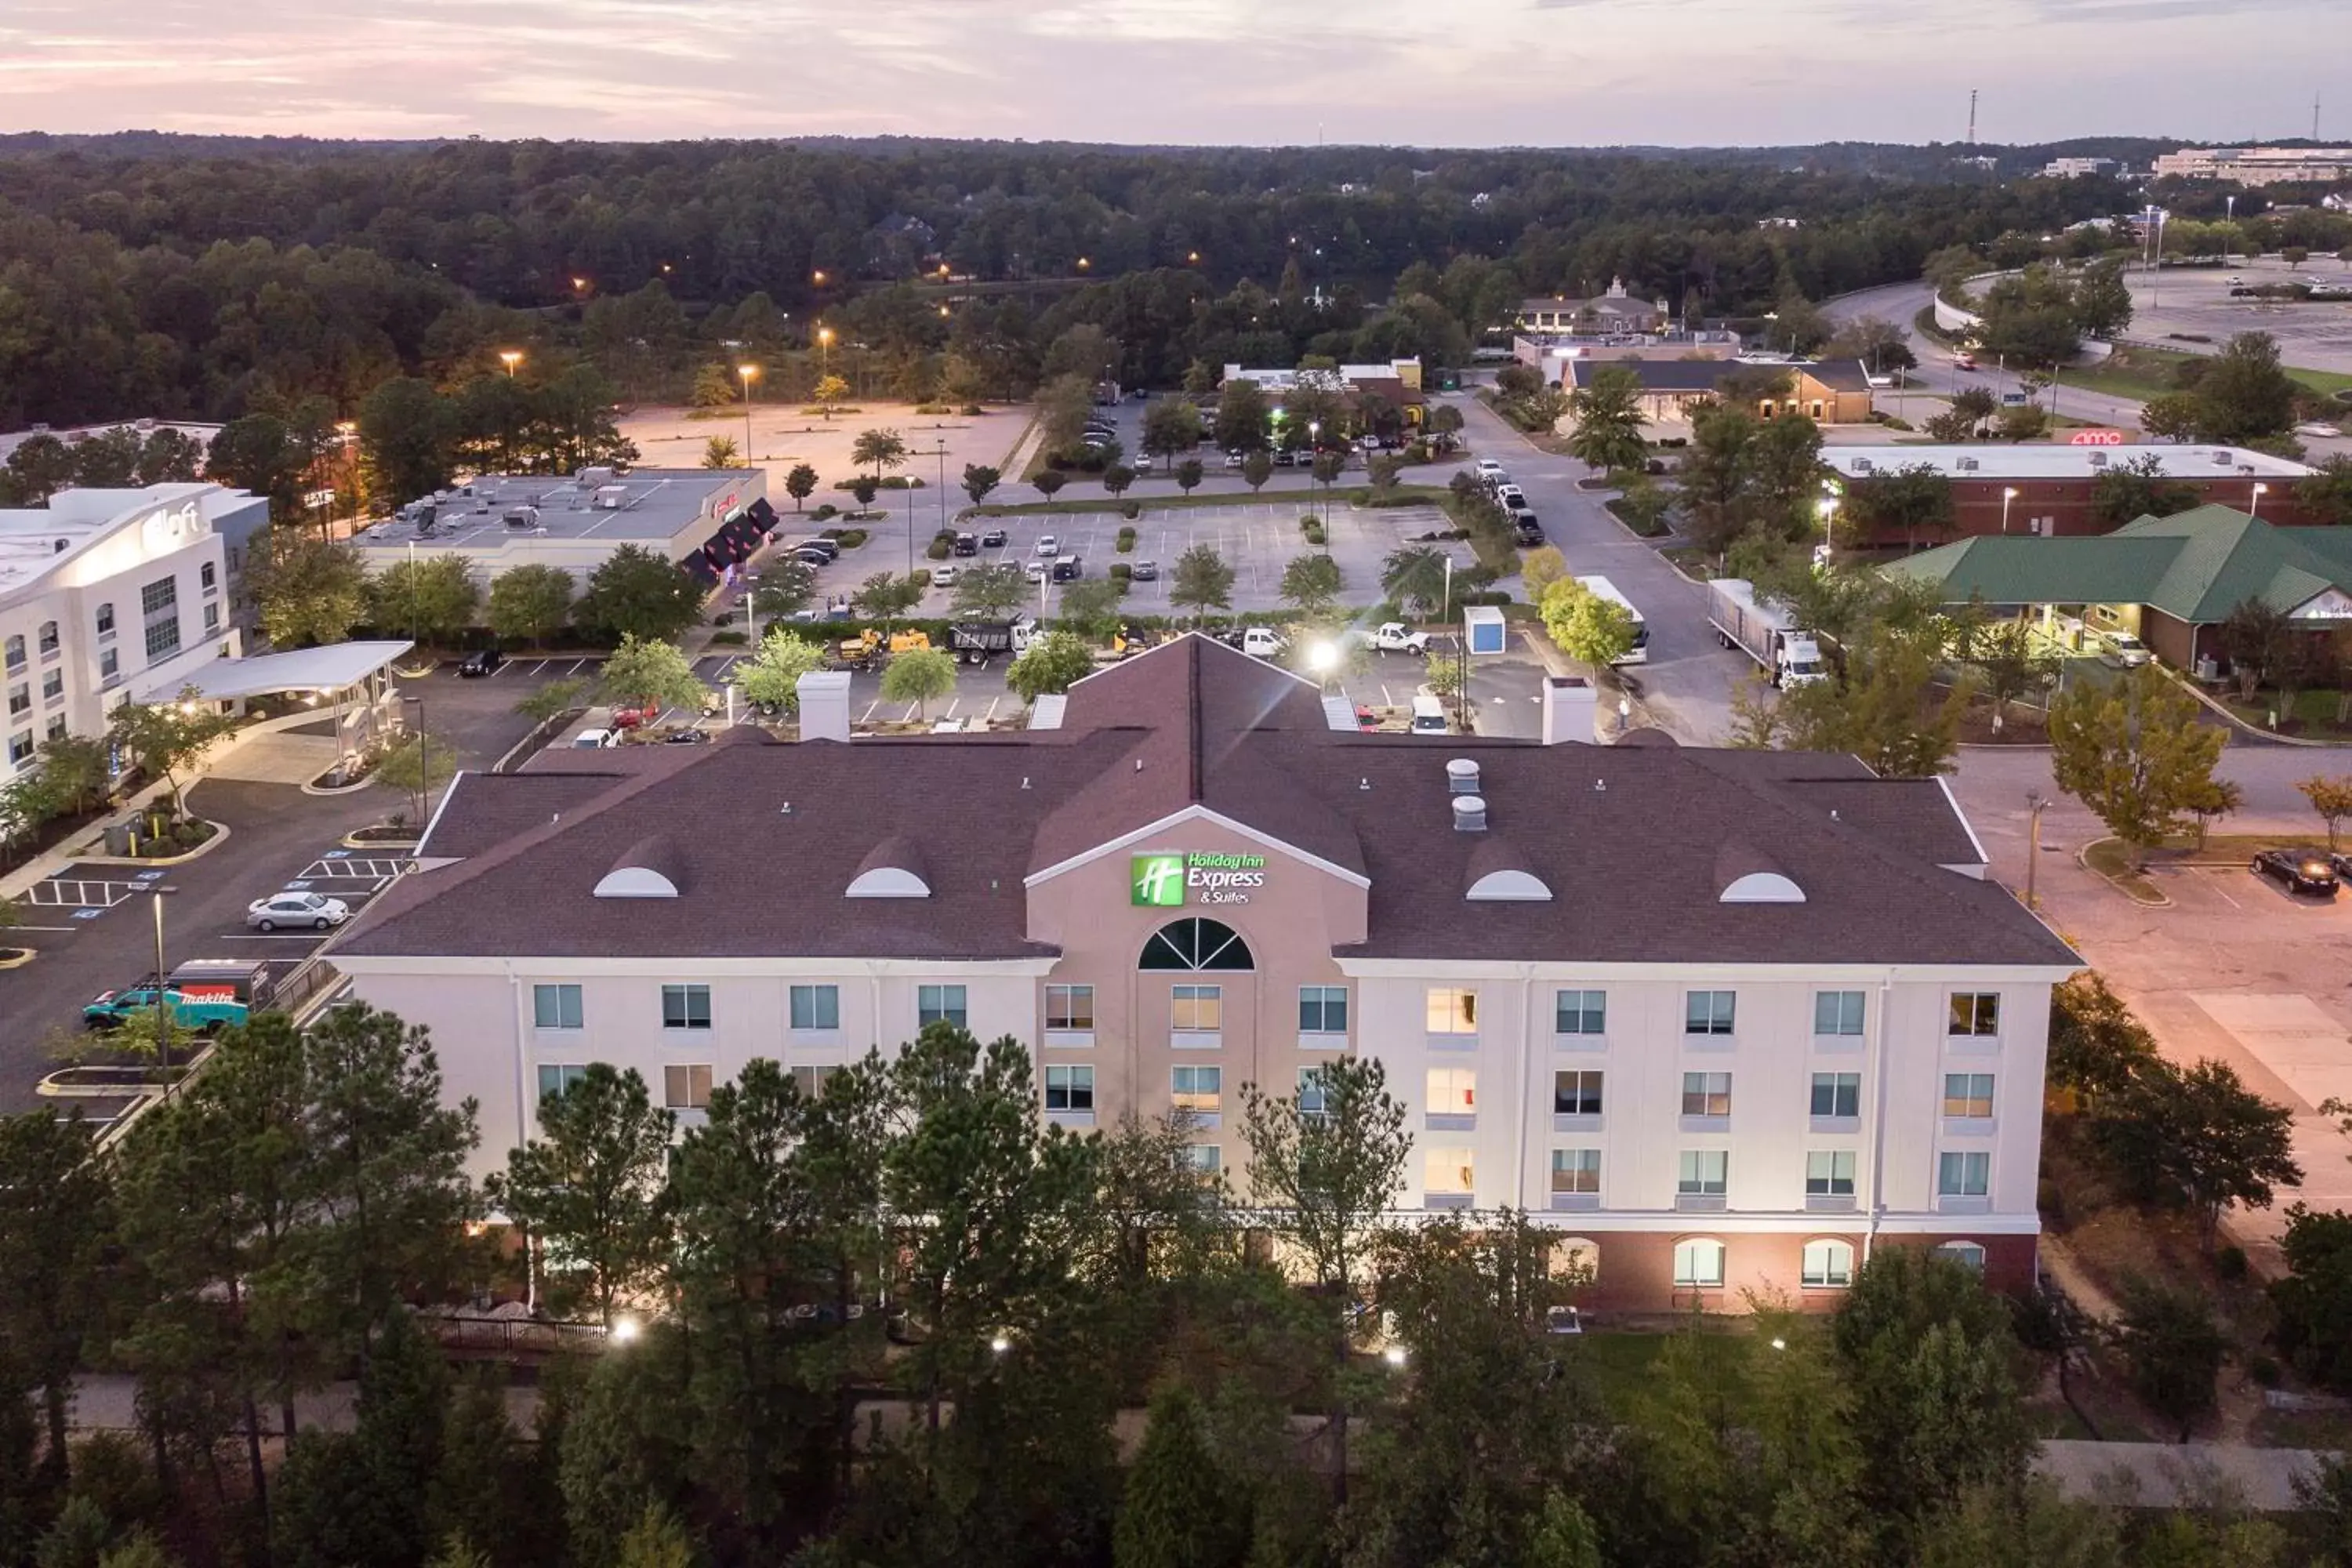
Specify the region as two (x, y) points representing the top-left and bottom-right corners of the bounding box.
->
(2068, 430), (2126, 447)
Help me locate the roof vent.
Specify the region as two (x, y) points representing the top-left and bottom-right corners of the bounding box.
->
(1452, 795), (1487, 833)
(1446, 759), (1481, 795)
(1955, 457), (1979, 472)
(1852, 457), (1875, 474)
(2088, 452), (2108, 467)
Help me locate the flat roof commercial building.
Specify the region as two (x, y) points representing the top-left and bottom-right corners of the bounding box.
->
(335, 638), (2077, 1312)
(2, 483), (263, 780)
(351, 467), (771, 593)
(2154, 147), (2352, 185)
(1825, 444), (2318, 543)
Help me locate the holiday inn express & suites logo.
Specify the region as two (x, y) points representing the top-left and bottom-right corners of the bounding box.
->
(1131, 854), (1186, 906)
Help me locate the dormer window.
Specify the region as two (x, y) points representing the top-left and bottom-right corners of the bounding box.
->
(593, 835), (682, 898)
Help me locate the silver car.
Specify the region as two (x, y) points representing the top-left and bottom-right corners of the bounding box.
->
(246, 891), (351, 931)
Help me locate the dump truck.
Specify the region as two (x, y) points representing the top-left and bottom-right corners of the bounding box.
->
(946, 615), (1037, 667)
(1706, 578), (1827, 688)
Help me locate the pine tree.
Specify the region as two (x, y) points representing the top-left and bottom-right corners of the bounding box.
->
(1112, 1388), (1245, 1568)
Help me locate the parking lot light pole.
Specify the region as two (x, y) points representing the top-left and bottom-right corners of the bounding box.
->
(2002, 487), (2020, 534)
(737, 364), (760, 463)
(151, 889), (170, 1079)
(2250, 482), (2270, 521)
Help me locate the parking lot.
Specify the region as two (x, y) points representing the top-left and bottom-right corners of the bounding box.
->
(2122, 256), (2352, 378)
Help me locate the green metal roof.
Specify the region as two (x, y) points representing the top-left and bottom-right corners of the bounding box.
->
(1886, 507), (2352, 625)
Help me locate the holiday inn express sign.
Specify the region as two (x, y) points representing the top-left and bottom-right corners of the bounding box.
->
(1131, 851), (1269, 906)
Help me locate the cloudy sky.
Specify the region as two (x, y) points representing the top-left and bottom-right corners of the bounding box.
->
(0, 0), (2338, 146)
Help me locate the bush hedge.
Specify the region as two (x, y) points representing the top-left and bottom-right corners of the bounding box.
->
(830, 475), (927, 490)
(811, 503), (840, 521)
(1116, 528), (1137, 553)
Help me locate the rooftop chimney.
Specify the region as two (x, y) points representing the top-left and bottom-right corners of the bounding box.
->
(1451, 796), (1488, 833)
(1541, 676), (1599, 746)
(797, 670), (851, 742)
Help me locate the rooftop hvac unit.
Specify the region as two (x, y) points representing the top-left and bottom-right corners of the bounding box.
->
(1451, 796), (1488, 833)
(593, 485), (630, 510)
(2213, 450), (2234, 466)
(1851, 458), (1875, 474)
(1446, 758), (1482, 795)
(1956, 457), (1980, 471)
(578, 466), (615, 488)
(2089, 452), (2109, 467)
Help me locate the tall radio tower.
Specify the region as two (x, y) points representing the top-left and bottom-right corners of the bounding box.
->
(1968, 89), (1978, 145)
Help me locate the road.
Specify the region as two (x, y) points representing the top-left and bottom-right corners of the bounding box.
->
(1447, 390), (1744, 742)
(1822, 280), (2149, 433)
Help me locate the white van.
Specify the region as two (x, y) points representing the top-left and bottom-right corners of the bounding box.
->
(1410, 693), (1449, 734)
(1241, 627), (1287, 659)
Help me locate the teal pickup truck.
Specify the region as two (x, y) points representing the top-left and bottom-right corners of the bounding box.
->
(84, 959), (273, 1033)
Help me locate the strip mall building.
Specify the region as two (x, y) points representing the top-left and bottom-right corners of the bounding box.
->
(335, 637), (2078, 1311)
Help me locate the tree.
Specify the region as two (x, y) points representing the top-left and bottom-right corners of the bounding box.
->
(961, 463), (1001, 506)
(1380, 545), (1452, 618)
(1238, 1056), (1408, 1501)
(2048, 973), (2158, 1105)
(848, 476), (879, 510)
(1112, 1387), (1246, 1568)
(358, 376), (455, 507)
(2299, 456), (2352, 528)
(516, 676), (590, 725)
(1824, 314), (1919, 373)
(1033, 469), (1068, 500)
(2071, 264), (2136, 339)
(600, 633), (706, 715)
(690, 365), (738, 409)
(735, 630), (824, 714)
(812, 375), (851, 419)
(1521, 545), (1568, 601)
(34, 733), (112, 818)
(1563, 364), (1649, 473)
(851, 428), (908, 483)
(853, 571), (924, 628)
(1175, 458), (1203, 495)
(485, 564), (577, 647)
(2285, 246), (2311, 270)
(2092, 1057), (2301, 1247)
(486, 1064), (674, 1327)
(1214, 381), (1271, 454)
(1969, 619), (2058, 731)
(612, 1505), (694, 1568)
(2140, 391), (2204, 442)
(1241, 451), (1272, 494)
(0, 1112), (109, 1480)
(2091, 452), (2201, 527)
(785, 463), (819, 512)
(1777, 630), (1965, 778)
(1056, 579), (1125, 643)
(700, 436), (739, 469)
(1996, 404), (2053, 443)
(2047, 664), (2228, 865)
(106, 689), (235, 818)
(951, 562), (1025, 619)
(880, 647), (956, 720)
(1950, 385), (1998, 426)
(1169, 545), (1235, 622)
(2220, 597), (2295, 699)
(2184, 774), (2243, 849)
(369, 555), (481, 648)
(1279, 553), (1342, 615)
(207, 413), (321, 518)
(371, 731), (457, 804)
(248, 529), (369, 648)
(2300, 775), (2352, 848)
(2107, 1276), (2226, 1441)
(2272, 1204), (2352, 1392)
(1007, 630), (1098, 702)
(575, 544), (704, 644)
(1139, 397), (1201, 470)
(1539, 576), (1635, 668)
(1102, 464), (1136, 499)
(2190, 332), (2301, 445)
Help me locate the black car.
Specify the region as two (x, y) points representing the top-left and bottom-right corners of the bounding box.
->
(953, 532), (978, 557)
(2252, 848), (2339, 898)
(456, 648), (506, 677)
(980, 528), (1008, 548)
(661, 728), (712, 746)
(1514, 521), (1544, 546)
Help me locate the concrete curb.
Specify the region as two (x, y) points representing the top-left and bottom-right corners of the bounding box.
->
(2076, 837), (2173, 908)
(2168, 667), (2350, 748)
(0, 947), (34, 971)
(300, 771), (379, 798)
(67, 818), (231, 868)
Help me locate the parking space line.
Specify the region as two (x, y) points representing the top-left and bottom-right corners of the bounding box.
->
(858, 700), (880, 723)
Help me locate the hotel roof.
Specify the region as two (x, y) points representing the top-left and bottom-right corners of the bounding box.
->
(339, 637), (2076, 969)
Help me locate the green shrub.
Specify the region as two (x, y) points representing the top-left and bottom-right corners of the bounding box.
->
(933, 529), (957, 546)
(2216, 1244), (2248, 1282)
(811, 503), (840, 521)
(1121, 499), (1142, 519)
(1109, 562), (1133, 581)
(831, 475), (926, 490)
(835, 528), (869, 548)
(960, 403), (985, 416)
(1880, 415), (1915, 432)
(925, 539), (952, 561)
(1116, 528), (1137, 553)
(709, 629), (747, 646)
(914, 403), (953, 415)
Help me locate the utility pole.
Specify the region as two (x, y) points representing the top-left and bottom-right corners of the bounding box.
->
(2025, 792), (2048, 909)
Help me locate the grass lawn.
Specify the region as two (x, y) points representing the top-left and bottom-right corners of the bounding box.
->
(1564, 1325), (1762, 1422)
(2220, 685), (2352, 741)
(1605, 496), (1671, 537)
(966, 484), (1450, 518)
(2058, 343), (2352, 405)
(2082, 837), (2167, 904)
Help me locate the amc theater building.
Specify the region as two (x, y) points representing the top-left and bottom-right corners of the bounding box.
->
(334, 637), (2077, 1311)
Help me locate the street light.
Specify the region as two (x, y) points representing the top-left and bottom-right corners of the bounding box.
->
(1381, 1345), (1407, 1368)
(2002, 486), (2020, 533)
(812, 270), (827, 287)
(736, 363), (760, 463)
(1308, 640), (1340, 689)
(817, 326), (834, 383)
(611, 1317), (641, 1345)
(1308, 420), (1322, 517)
(499, 350), (522, 379)
(2250, 481), (2270, 521)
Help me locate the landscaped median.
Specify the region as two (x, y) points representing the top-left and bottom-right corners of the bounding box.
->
(959, 483), (1452, 520)
(2079, 837), (2171, 906)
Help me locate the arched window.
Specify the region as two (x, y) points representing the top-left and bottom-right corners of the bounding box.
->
(1139, 917), (1254, 972)
(1672, 1238), (1724, 1289)
(1937, 1240), (1987, 1273)
(1801, 1239), (1855, 1288)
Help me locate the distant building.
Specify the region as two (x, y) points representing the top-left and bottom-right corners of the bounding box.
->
(1559, 359), (1875, 426)
(350, 467), (771, 600)
(1, 483), (264, 778)
(2041, 157), (2117, 179)
(2154, 146), (2352, 185)
(0, 418), (224, 466)
(1515, 278), (1670, 336)
(1218, 359), (1426, 425)
(1822, 444), (2314, 540)
(1514, 332), (1744, 383)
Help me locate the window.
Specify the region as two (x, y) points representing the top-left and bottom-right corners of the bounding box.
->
(1171, 983), (1222, 1033)
(1802, 1239), (1855, 1288)
(1948, 992), (2001, 1037)
(1424, 1146), (1474, 1195)
(661, 983), (712, 1030)
(917, 984), (967, 1029)
(790, 1065), (838, 1099)
(1426, 988), (1479, 1035)
(1809, 1072), (1861, 1119)
(789, 984), (840, 1031)
(41, 668), (61, 703)
(1045, 1065), (1094, 1112)
(536, 1064), (590, 1099)
(1554, 1069), (1603, 1116)
(532, 984), (583, 1031)
(1555, 989), (1606, 1034)
(1814, 990), (1865, 1036)
(5, 685), (25, 718)
(140, 576), (178, 616)
(1045, 983), (1094, 1032)
(1551, 1149), (1601, 1195)
(1681, 1072), (1733, 1118)
(144, 614), (180, 660)
(1179, 1144), (1221, 1174)
(5, 731), (29, 767)
(201, 601), (220, 633)
(200, 561), (218, 593)
(95, 603), (114, 641)
(1938, 1240), (1987, 1272)
(45, 715), (65, 743)
(99, 648), (118, 684)
(1685, 990), (1736, 1036)
(1937, 1151), (1991, 1197)
(1, 636), (20, 673)
(1427, 1067), (1476, 1116)
(1943, 1073), (1995, 1119)
(1172, 1065), (1221, 1113)
(1298, 985), (1348, 1033)
(1298, 1066), (1330, 1120)
(1677, 1150), (1729, 1196)
(1806, 1151), (1857, 1196)
(663, 1064), (713, 1110)
(1673, 1239), (1725, 1288)
(35, 622), (57, 656)
(1139, 917), (1254, 971)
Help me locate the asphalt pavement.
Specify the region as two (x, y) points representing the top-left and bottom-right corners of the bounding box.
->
(1822, 279), (2148, 432)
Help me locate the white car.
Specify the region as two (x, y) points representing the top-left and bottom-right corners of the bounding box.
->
(2097, 630), (2152, 667)
(247, 891), (350, 932)
(572, 728), (619, 749)
(2295, 422), (2343, 439)
(1475, 459), (1506, 479)
(1025, 560), (1050, 582)
(931, 564), (960, 588)
(1240, 627), (1287, 659)
(1035, 535), (1059, 557)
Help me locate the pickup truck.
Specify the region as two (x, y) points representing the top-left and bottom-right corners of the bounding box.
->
(1367, 622), (1430, 655)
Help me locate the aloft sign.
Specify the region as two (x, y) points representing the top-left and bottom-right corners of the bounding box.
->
(1131, 851), (1269, 907)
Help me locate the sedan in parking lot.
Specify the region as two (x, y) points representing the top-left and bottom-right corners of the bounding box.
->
(1131, 560), (1159, 581)
(457, 648), (506, 677)
(2252, 848), (2339, 898)
(981, 528), (1008, 547)
(247, 891), (352, 931)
